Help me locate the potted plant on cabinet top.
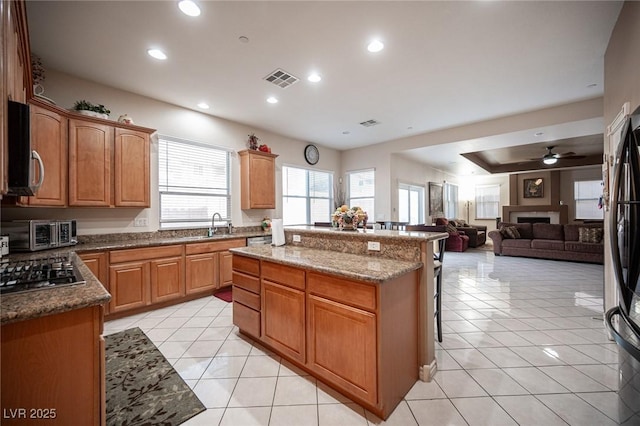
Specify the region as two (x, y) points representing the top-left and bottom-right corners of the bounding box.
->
(72, 100), (111, 119)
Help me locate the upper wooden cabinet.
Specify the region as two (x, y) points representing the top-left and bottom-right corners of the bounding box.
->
(17, 103), (68, 206)
(239, 149), (278, 209)
(67, 116), (151, 208)
(114, 128), (150, 207)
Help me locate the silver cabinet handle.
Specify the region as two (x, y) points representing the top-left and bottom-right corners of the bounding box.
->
(31, 150), (45, 192)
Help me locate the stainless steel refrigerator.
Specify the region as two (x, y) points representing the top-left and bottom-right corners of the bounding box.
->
(606, 107), (640, 425)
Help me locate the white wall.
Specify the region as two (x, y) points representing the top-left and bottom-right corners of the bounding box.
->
(2, 70), (341, 234)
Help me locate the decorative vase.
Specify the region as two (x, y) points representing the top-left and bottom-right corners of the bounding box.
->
(118, 114), (134, 125)
(76, 109), (108, 119)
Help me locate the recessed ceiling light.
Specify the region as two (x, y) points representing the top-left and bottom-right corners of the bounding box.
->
(367, 39), (384, 53)
(407, 126), (413, 130)
(197, 102), (209, 109)
(534, 132), (544, 137)
(147, 49), (167, 60)
(342, 131), (350, 135)
(307, 73), (321, 83)
(587, 83), (598, 88)
(239, 36), (249, 43)
(178, 0), (201, 17)
(266, 97), (278, 104)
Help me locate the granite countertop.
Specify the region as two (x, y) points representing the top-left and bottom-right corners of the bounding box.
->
(1, 252), (111, 325)
(284, 225), (449, 242)
(230, 245), (423, 283)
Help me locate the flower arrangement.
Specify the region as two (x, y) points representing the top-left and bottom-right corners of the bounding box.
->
(248, 133), (259, 150)
(332, 205), (368, 230)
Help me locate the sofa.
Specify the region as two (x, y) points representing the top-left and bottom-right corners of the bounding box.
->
(488, 222), (604, 264)
(406, 223), (469, 252)
(437, 218), (487, 248)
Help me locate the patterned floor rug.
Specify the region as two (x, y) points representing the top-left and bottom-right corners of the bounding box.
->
(105, 327), (205, 426)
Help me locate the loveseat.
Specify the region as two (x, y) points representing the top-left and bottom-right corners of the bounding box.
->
(406, 222), (469, 252)
(438, 218), (487, 248)
(488, 222), (604, 264)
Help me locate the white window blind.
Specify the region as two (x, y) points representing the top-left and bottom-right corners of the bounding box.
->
(282, 166), (333, 225)
(399, 183), (424, 224)
(575, 180), (603, 220)
(158, 136), (230, 229)
(475, 184), (500, 220)
(444, 183), (459, 219)
(347, 169), (375, 221)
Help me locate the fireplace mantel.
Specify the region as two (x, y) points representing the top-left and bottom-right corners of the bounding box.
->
(502, 205), (568, 224)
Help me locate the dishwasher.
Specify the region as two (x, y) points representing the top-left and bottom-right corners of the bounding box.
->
(246, 235), (273, 246)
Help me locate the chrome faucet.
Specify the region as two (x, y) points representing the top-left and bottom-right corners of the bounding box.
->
(209, 212), (223, 236)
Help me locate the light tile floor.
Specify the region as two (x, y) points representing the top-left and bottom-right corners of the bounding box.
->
(104, 249), (626, 425)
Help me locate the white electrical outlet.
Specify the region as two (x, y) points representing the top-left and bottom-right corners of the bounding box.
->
(367, 241), (381, 251)
(293, 234), (301, 242)
(134, 218), (148, 227)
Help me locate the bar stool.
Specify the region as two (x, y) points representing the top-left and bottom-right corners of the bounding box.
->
(433, 237), (446, 342)
(406, 225), (446, 342)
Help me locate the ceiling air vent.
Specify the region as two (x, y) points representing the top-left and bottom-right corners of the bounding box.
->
(263, 69), (299, 89)
(360, 119), (380, 127)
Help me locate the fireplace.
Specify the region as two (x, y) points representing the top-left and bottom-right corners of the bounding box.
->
(517, 217), (551, 224)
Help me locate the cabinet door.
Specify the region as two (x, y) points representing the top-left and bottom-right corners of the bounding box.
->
(150, 256), (184, 303)
(114, 128), (150, 207)
(307, 294), (377, 405)
(79, 252), (109, 314)
(23, 105), (67, 206)
(218, 250), (234, 289)
(108, 261), (149, 313)
(185, 252), (218, 294)
(68, 119), (113, 206)
(262, 280), (306, 363)
(249, 154), (275, 208)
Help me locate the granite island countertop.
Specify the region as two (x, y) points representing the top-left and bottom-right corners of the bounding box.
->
(230, 245), (423, 283)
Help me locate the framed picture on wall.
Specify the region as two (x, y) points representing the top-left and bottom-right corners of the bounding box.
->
(428, 182), (444, 216)
(523, 178), (544, 198)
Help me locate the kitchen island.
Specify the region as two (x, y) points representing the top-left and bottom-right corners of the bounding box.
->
(230, 226), (447, 419)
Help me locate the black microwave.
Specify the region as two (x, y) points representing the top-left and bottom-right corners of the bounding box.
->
(7, 100), (44, 196)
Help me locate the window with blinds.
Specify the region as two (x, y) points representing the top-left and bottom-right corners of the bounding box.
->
(575, 180), (603, 220)
(444, 183), (459, 219)
(398, 183), (424, 224)
(158, 136), (231, 229)
(475, 184), (500, 220)
(282, 166), (333, 225)
(347, 169), (375, 221)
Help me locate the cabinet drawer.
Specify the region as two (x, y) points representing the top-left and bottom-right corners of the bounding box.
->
(262, 261), (305, 290)
(232, 255), (260, 276)
(110, 245), (183, 263)
(233, 271), (260, 294)
(233, 301), (260, 338)
(308, 272), (377, 312)
(233, 286), (260, 311)
(186, 238), (246, 255)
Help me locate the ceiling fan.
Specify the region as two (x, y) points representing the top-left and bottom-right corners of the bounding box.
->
(533, 146), (586, 165)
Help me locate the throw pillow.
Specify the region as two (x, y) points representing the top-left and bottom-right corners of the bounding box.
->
(499, 225), (521, 239)
(457, 219), (468, 227)
(579, 227), (603, 244)
(450, 219), (460, 227)
(435, 217), (449, 226)
(445, 223), (458, 234)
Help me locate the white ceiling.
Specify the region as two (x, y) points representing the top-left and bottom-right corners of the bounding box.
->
(26, 1), (622, 175)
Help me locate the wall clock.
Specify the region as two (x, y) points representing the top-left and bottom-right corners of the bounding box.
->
(304, 144), (319, 165)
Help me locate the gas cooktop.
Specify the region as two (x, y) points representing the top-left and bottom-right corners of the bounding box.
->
(0, 255), (86, 295)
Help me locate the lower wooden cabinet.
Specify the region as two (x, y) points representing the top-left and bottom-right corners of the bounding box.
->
(185, 252), (218, 294)
(108, 245), (184, 314)
(307, 294), (377, 405)
(219, 250), (234, 288)
(232, 255), (261, 338)
(78, 251), (109, 313)
(262, 280), (306, 363)
(1, 306), (105, 425)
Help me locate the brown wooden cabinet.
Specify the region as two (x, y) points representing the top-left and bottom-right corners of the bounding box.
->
(239, 149), (278, 209)
(15, 103), (68, 206)
(78, 251), (109, 313)
(307, 294), (377, 405)
(1, 0), (31, 195)
(114, 128), (150, 207)
(232, 255), (261, 338)
(108, 245), (184, 314)
(1, 305), (105, 425)
(68, 118), (113, 207)
(68, 117), (151, 207)
(262, 279), (306, 363)
(185, 238), (246, 294)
